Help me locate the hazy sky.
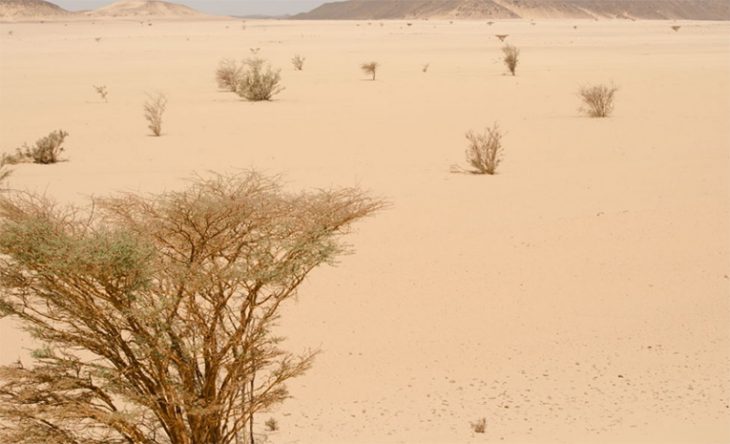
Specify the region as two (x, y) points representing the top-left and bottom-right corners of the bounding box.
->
(52, 0), (333, 16)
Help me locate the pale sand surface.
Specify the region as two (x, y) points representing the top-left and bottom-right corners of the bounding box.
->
(1, 18), (729, 443)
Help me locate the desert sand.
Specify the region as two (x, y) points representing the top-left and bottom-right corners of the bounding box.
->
(0, 17), (729, 443)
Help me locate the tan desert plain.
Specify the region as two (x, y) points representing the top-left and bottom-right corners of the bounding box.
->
(1, 1), (729, 443)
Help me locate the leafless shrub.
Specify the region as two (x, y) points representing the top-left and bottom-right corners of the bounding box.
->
(93, 84), (108, 102)
(2, 130), (68, 165)
(265, 417), (279, 432)
(250, 47), (260, 55)
(671, 25), (681, 32)
(471, 418), (487, 433)
(0, 163), (11, 185)
(502, 44), (519, 76)
(94, 36), (101, 42)
(0, 172), (385, 444)
(465, 123), (503, 175)
(487, 21), (494, 26)
(422, 63), (430, 73)
(144, 92), (167, 136)
(361, 61), (378, 80)
(495, 34), (508, 42)
(216, 58), (243, 92)
(291, 54), (306, 71)
(579, 84), (618, 118)
(237, 58), (284, 101)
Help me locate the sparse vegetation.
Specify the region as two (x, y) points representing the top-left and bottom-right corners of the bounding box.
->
(0, 172), (384, 444)
(502, 44), (519, 76)
(144, 92), (167, 136)
(292, 54), (306, 71)
(471, 417), (487, 433)
(2, 130), (68, 165)
(465, 123), (503, 175)
(94, 36), (101, 42)
(496, 34), (508, 42)
(671, 25), (681, 32)
(216, 58), (243, 92)
(361, 61), (379, 80)
(579, 84), (618, 117)
(265, 417), (279, 432)
(236, 58), (284, 101)
(93, 84), (108, 102)
(422, 63), (430, 73)
(250, 47), (260, 55)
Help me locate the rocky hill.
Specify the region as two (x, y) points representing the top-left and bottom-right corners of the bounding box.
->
(86, 0), (207, 18)
(296, 0), (730, 20)
(0, 0), (71, 19)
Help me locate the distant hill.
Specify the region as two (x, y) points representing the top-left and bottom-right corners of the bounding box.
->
(0, 0), (71, 18)
(86, 0), (207, 18)
(296, 0), (730, 20)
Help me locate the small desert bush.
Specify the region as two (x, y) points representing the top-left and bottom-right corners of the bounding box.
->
(671, 25), (681, 32)
(236, 58), (284, 101)
(291, 54), (305, 71)
(216, 59), (242, 92)
(471, 418), (486, 433)
(465, 124), (503, 175)
(265, 417), (279, 432)
(502, 44), (519, 76)
(495, 34), (508, 42)
(579, 84), (617, 118)
(2, 130), (68, 165)
(422, 63), (430, 73)
(144, 93), (167, 136)
(361, 61), (378, 80)
(93, 84), (108, 101)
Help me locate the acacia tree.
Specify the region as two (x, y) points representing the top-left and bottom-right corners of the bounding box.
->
(0, 172), (383, 444)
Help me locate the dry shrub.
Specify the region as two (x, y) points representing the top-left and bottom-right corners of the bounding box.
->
(579, 84), (617, 118)
(671, 25), (681, 32)
(0, 164), (11, 184)
(237, 58), (284, 101)
(93, 84), (108, 102)
(144, 93), (167, 136)
(471, 418), (486, 433)
(291, 54), (306, 71)
(465, 124), (503, 175)
(265, 417), (279, 432)
(361, 61), (378, 80)
(2, 130), (68, 165)
(422, 63), (430, 73)
(495, 34), (508, 42)
(216, 59), (242, 92)
(0, 172), (385, 444)
(502, 44), (519, 76)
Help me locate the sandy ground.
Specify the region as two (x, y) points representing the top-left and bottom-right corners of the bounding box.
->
(1, 18), (729, 443)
